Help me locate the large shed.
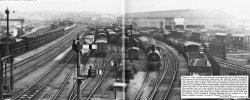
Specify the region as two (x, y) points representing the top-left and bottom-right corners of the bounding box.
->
(119, 9), (236, 29)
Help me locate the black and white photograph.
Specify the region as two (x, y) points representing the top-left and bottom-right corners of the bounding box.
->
(0, 0), (250, 100)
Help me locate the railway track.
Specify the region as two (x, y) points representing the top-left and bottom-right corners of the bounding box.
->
(133, 37), (168, 100)
(80, 46), (120, 100)
(32, 54), (76, 100)
(136, 37), (178, 100)
(148, 40), (178, 100)
(14, 51), (75, 100)
(11, 26), (85, 99)
(80, 56), (107, 99)
(70, 55), (116, 100)
(5, 26), (84, 82)
(51, 66), (76, 100)
(5, 26), (79, 73)
(85, 54), (121, 100)
(133, 37), (163, 100)
(134, 72), (149, 100)
(68, 45), (120, 100)
(67, 57), (98, 100)
(135, 59), (166, 100)
(68, 51), (104, 100)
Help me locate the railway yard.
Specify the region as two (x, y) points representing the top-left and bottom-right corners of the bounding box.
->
(0, 21), (194, 100)
(1, 15), (250, 100)
(1, 0), (250, 99)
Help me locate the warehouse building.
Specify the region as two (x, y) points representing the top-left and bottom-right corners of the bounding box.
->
(119, 9), (236, 29)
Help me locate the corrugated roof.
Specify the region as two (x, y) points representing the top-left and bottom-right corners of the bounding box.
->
(125, 9), (234, 19)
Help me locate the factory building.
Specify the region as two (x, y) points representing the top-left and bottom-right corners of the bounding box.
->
(119, 9), (236, 29)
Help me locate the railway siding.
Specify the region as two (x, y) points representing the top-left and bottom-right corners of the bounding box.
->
(162, 41), (189, 100)
(126, 50), (148, 100)
(11, 25), (85, 99)
(13, 25), (78, 63)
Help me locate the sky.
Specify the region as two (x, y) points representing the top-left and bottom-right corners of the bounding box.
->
(0, 0), (250, 19)
(0, 0), (123, 14)
(125, 0), (250, 19)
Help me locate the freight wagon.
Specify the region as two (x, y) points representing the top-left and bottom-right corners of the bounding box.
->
(0, 25), (76, 57)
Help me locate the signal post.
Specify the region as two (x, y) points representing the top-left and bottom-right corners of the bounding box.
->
(72, 34), (87, 100)
(0, 8), (14, 100)
(72, 33), (102, 100)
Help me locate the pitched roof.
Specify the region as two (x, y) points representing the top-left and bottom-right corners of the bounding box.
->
(125, 9), (234, 19)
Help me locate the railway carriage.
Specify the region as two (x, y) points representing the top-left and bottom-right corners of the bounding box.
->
(96, 33), (107, 40)
(124, 37), (140, 60)
(82, 31), (96, 56)
(126, 47), (139, 60)
(94, 38), (107, 57)
(108, 31), (119, 44)
(96, 28), (105, 34)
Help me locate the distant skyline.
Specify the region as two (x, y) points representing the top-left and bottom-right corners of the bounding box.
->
(0, 0), (250, 19)
(0, 0), (122, 14)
